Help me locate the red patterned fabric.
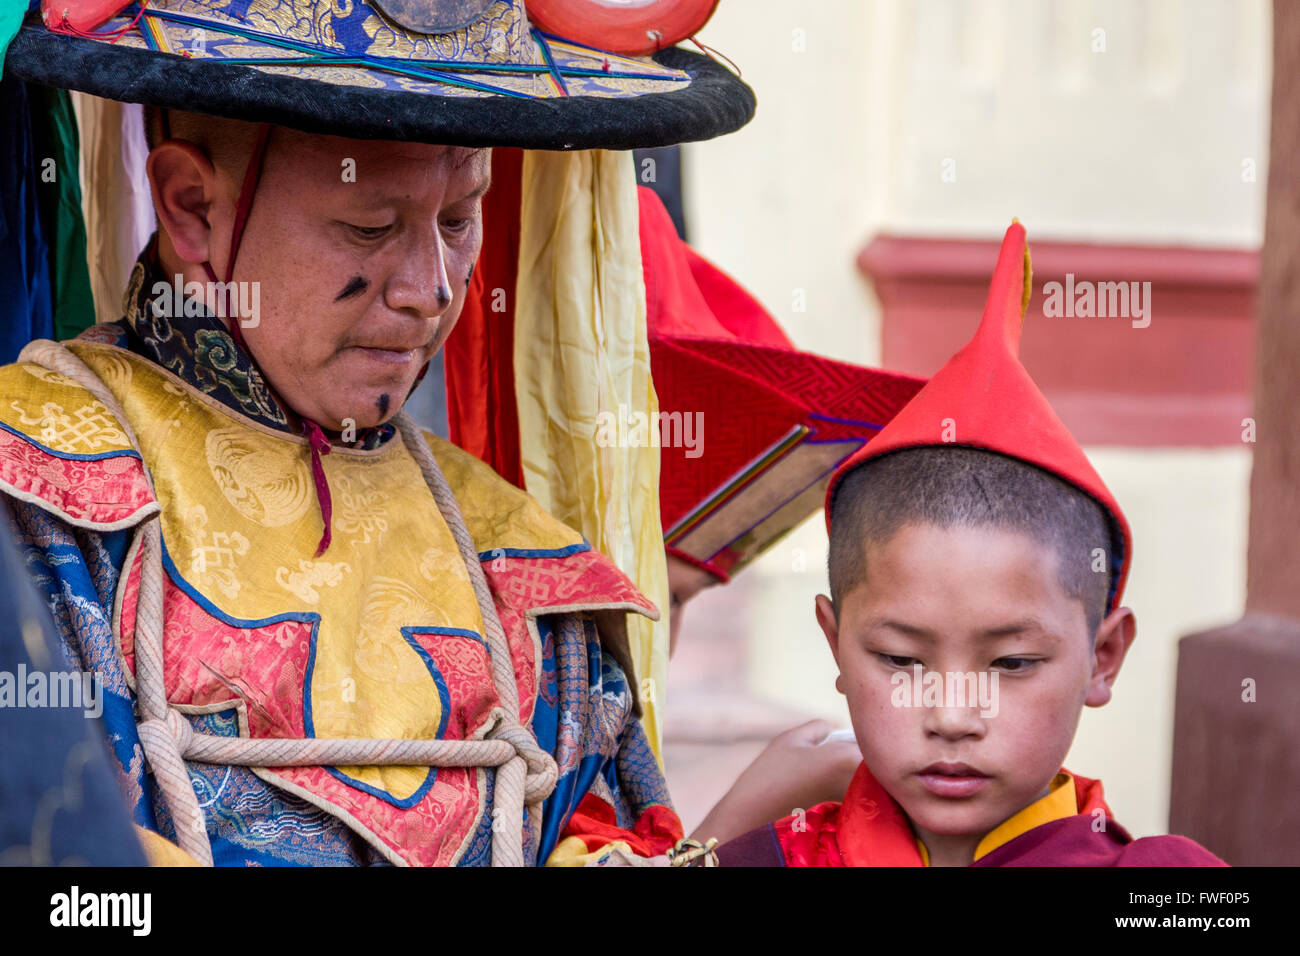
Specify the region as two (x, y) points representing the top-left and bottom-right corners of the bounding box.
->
(483, 547), (657, 725)
(825, 222), (1133, 611)
(774, 762), (923, 867)
(559, 792), (683, 857)
(769, 762), (1124, 867)
(0, 431), (155, 529)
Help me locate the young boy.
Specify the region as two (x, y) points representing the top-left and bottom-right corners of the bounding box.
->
(715, 222), (1226, 867)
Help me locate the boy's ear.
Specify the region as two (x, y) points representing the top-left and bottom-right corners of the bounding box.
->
(814, 594), (847, 695)
(1084, 605), (1137, 707)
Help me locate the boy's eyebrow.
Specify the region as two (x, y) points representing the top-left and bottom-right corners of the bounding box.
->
(866, 617), (1062, 641)
(978, 618), (1064, 642)
(871, 619), (937, 639)
(980, 619), (1042, 636)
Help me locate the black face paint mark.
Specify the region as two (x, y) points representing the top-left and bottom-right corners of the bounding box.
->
(465, 262), (475, 289)
(435, 285), (452, 309)
(377, 393), (390, 416)
(335, 275), (369, 302)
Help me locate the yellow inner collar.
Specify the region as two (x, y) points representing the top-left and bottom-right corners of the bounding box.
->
(915, 771), (1077, 866)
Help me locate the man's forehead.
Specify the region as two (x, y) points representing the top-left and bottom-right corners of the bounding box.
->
(279, 128), (489, 176)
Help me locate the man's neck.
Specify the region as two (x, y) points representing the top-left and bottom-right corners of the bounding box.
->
(155, 233), (304, 432)
(155, 234), (234, 334)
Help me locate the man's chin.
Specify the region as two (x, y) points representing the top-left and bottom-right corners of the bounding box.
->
(322, 378), (419, 428)
(300, 392), (404, 434)
(329, 400), (401, 433)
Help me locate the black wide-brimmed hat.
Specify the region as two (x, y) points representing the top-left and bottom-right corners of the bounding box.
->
(5, 0), (754, 149)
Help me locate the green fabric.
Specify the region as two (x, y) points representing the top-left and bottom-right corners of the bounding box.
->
(0, 0), (26, 64)
(28, 84), (97, 341)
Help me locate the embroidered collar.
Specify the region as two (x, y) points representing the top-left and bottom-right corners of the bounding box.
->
(106, 235), (401, 451)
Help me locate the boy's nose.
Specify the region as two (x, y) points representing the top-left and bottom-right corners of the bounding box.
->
(921, 700), (988, 741)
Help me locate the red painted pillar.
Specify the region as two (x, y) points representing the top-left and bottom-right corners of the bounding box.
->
(1169, 0), (1300, 865)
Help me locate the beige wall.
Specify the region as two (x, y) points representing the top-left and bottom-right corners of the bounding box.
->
(675, 0), (1267, 838)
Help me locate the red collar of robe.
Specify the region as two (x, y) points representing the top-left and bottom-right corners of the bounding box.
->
(775, 761), (1112, 867)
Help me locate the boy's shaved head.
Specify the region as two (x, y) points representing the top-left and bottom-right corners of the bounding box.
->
(828, 446), (1112, 637)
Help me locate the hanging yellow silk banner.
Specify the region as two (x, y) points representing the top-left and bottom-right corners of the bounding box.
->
(514, 149), (669, 762)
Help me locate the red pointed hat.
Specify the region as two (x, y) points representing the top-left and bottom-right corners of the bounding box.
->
(639, 187), (925, 581)
(824, 221), (1132, 611)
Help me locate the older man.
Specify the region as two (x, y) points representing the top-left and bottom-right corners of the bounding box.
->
(1, 0), (753, 865)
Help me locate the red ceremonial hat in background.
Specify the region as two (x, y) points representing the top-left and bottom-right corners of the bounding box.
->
(639, 187), (924, 582)
(824, 221), (1133, 611)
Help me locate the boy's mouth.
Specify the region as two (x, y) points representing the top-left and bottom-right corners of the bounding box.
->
(917, 762), (991, 798)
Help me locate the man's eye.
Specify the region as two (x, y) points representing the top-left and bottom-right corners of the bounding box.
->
(347, 223), (392, 240)
(441, 218), (471, 233)
(878, 654), (917, 668)
(992, 657), (1036, 673)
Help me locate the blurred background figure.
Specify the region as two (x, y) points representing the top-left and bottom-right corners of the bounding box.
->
(0, 511), (146, 866)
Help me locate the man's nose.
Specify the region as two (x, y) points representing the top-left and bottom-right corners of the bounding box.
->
(385, 230), (454, 318)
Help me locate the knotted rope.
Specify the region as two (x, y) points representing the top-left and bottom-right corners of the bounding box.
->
(18, 339), (558, 867)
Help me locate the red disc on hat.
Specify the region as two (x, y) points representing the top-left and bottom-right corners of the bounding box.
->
(42, 0), (133, 34)
(526, 0), (718, 55)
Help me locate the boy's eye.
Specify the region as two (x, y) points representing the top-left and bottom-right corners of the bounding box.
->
(992, 657), (1036, 672)
(877, 653), (918, 668)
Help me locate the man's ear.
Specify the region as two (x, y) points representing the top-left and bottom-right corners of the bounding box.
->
(814, 594), (847, 695)
(1085, 606), (1137, 707)
(146, 140), (218, 266)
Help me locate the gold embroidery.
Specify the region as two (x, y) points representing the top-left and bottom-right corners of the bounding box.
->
(9, 400), (130, 452)
(332, 470), (390, 544)
(206, 427), (313, 528)
(419, 546), (469, 584)
(19, 365), (79, 386)
(275, 559), (353, 604)
(184, 504), (250, 600)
